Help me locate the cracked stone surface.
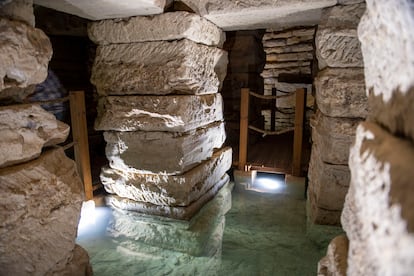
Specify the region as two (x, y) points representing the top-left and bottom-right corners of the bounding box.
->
(88, 11), (225, 47)
(0, 148), (84, 275)
(0, 104), (70, 168)
(95, 93), (224, 132)
(91, 39), (228, 96)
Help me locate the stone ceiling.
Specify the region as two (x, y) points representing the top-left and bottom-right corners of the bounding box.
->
(33, 0), (338, 30)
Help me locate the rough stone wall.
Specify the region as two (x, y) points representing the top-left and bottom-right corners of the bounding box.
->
(90, 11), (231, 221)
(308, 2), (367, 225)
(319, 0), (414, 275)
(261, 26), (315, 133)
(0, 1), (92, 274)
(221, 30), (265, 150)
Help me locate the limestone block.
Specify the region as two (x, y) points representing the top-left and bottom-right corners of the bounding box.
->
(0, 0), (34, 26)
(179, 0), (336, 30)
(264, 43), (314, 54)
(49, 245), (93, 276)
(317, 235), (349, 276)
(266, 51), (314, 63)
(338, 0), (365, 4)
(262, 35), (314, 48)
(261, 66), (311, 78)
(91, 39), (228, 96)
(264, 60), (311, 70)
(88, 11), (225, 47)
(315, 68), (367, 118)
(308, 188), (342, 225)
(101, 147), (232, 207)
(359, 0), (414, 141)
(95, 93), (223, 132)
(311, 112), (361, 164)
(308, 147), (350, 211)
(341, 122), (414, 275)
(0, 148), (85, 275)
(0, 18), (52, 91)
(263, 27), (315, 40)
(107, 180), (233, 255)
(315, 4), (365, 69)
(104, 122), (226, 175)
(106, 174), (230, 220)
(0, 104), (70, 168)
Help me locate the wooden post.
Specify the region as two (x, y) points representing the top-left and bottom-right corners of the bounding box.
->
(292, 88), (306, 176)
(271, 87), (276, 131)
(69, 91), (93, 200)
(239, 88), (250, 171)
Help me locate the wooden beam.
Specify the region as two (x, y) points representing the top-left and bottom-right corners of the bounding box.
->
(292, 88), (306, 176)
(239, 88), (250, 171)
(271, 87), (276, 131)
(69, 91), (93, 200)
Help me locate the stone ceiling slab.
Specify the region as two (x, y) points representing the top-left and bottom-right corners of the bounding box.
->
(33, 0), (171, 20)
(180, 0), (337, 30)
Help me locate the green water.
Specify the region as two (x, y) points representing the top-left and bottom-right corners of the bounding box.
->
(77, 174), (339, 276)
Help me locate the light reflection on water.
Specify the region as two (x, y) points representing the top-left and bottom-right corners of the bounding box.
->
(76, 177), (338, 276)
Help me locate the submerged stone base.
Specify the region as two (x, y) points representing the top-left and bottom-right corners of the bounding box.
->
(101, 147), (232, 207)
(106, 173), (230, 220)
(106, 180), (233, 256)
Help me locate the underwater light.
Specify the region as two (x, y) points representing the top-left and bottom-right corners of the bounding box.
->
(254, 176), (282, 190)
(249, 172), (286, 193)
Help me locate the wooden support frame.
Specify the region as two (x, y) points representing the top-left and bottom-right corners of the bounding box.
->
(69, 91), (93, 200)
(239, 88), (250, 171)
(292, 88), (306, 176)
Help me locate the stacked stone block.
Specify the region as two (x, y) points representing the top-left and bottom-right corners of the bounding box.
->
(89, 12), (231, 226)
(0, 1), (92, 274)
(261, 27), (315, 132)
(319, 0), (414, 275)
(308, 3), (367, 225)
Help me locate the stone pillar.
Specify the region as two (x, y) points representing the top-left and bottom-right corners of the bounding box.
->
(338, 0), (414, 274)
(319, 0), (414, 274)
(307, 2), (367, 225)
(89, 11), (232, 255)
(261, 26), (315, 132)
(0, 1), (92, 275)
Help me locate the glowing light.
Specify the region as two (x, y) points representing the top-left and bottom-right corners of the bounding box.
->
(77, 201), (113, 240)
(255, 177), (281, 190)
(250, 173), (286, 193)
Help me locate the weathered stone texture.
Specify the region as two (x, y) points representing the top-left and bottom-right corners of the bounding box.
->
(308, 190), (342, 226)
(311, 112), (361, 164)
(104, 122), (226, 174)
(95, 93), (224, 132)
(0, 104), (70, 168)
(315, 68), (367, 118)
(101, 147), (232, 208)
(91, 39), (228, 96)
(368, 87), (414, 143)
(0, 18), (52, 92)
(107, 181), (233, 256)
(308, 147), (350, 212)
(0, 148), (84, 275)
(49, 244), (93, 276)
(88, 11), (225, 47)
(106, 174), (230, 221)
(358, 0), (414, 102)
(315, 3), (365, 69)
(0, 0), (34, 26)
(359, 0), (414, 142)
(0, 84), (35, 102)
(342, 122), (414, 275)
(317, 235), (349, 276)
